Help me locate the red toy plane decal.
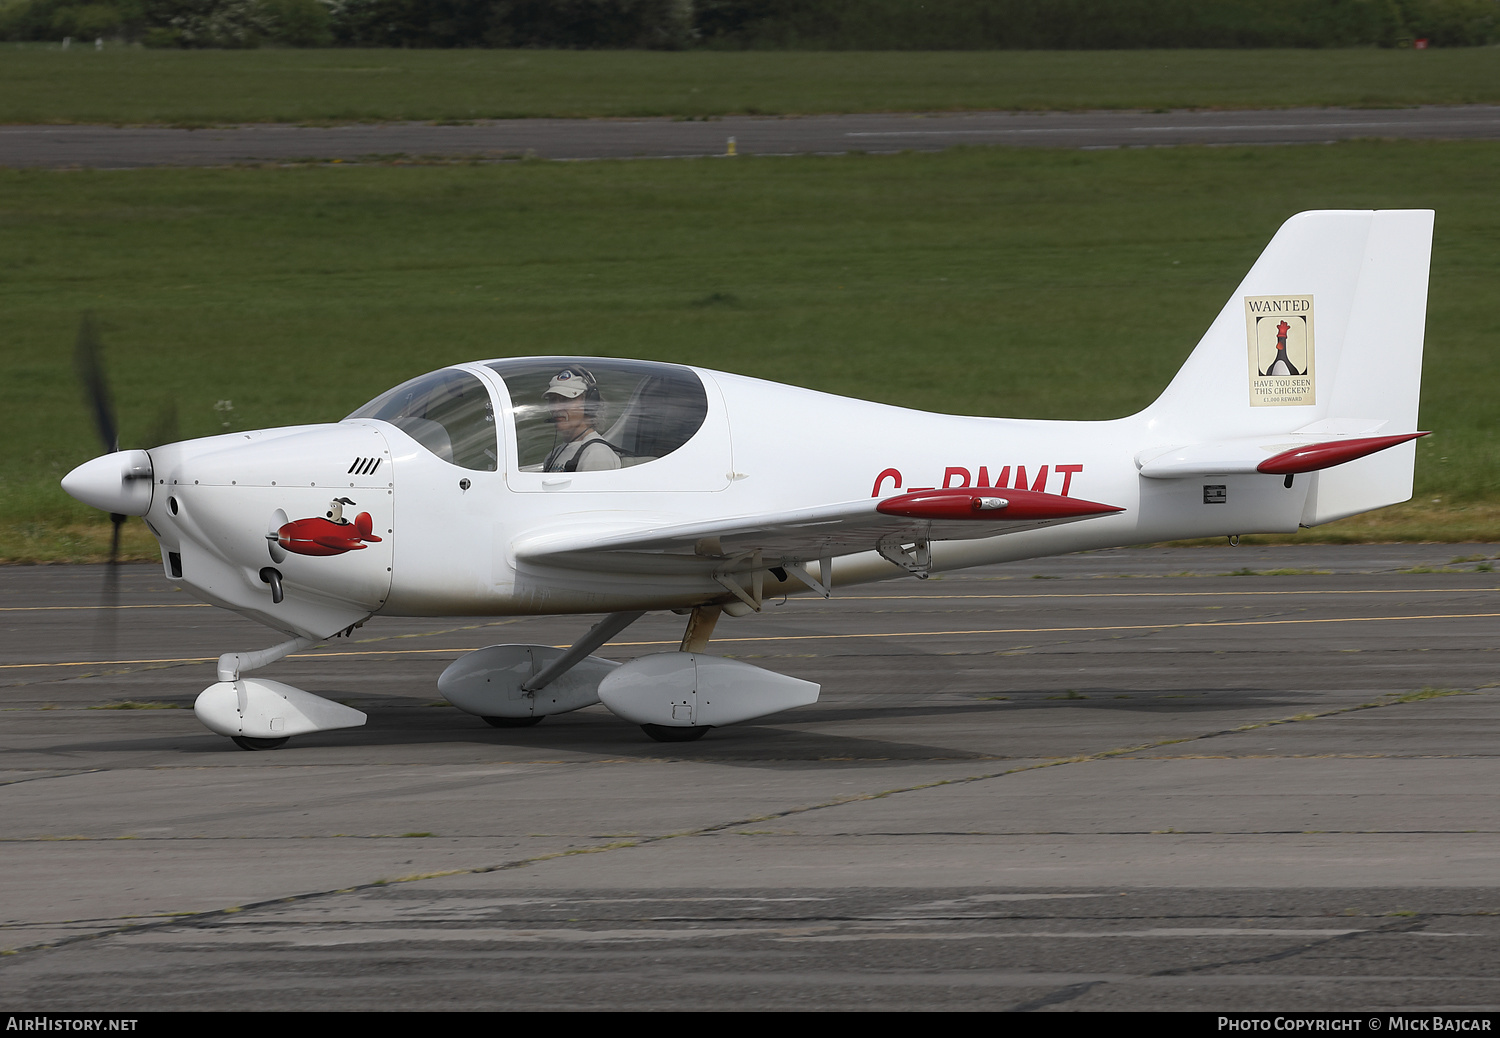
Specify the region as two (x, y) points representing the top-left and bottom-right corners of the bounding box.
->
(272, 497), (383, 557)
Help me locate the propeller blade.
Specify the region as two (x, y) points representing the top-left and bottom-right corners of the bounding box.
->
(73, 312), (118, 454)
(72, 312), (127, 658)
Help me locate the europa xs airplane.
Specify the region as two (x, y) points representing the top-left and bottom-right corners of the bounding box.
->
(63, 210), (1431, 749)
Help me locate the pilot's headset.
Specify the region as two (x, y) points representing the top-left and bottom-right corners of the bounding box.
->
(546, 366), (604, 423)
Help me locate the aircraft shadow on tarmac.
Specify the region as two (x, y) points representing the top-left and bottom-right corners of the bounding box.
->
(42, 683), (1313, 765)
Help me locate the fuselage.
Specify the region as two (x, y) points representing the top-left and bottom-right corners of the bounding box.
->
(136, 357), (1309, 640)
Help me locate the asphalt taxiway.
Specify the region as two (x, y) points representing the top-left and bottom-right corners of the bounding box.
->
(3, 105), (1498, 168)
(2, 544), (1498, 1010)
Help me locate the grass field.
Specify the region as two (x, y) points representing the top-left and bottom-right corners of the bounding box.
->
(2, 47), (1499, 124)
(2, 140), (1496, 561)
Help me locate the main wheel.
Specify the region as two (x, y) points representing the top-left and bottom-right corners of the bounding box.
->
(482, 715), (544, 728)
(231, 736), (289, 751)
(641, 723), (711, 743)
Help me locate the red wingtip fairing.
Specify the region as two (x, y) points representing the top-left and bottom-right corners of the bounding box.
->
(876, 487), (1125, 522)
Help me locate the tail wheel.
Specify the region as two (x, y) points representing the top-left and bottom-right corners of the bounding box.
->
(641, 724), (710, 743)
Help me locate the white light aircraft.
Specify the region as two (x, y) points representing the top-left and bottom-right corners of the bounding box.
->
(62, 209), (1432, 749)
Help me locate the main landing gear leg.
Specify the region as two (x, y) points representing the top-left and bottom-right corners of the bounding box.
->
(482, 610), (647, 728)
(440, 611), (647, 728)
(678, 604), (721, 654)
(522, 610), (647, 696)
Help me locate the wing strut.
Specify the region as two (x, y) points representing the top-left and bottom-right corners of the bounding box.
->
(784, 557), (833, 598)
(714, 550), (765, 611)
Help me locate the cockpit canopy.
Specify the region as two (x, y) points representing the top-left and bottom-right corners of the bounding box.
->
(346, 368), (497, 471)
(487, 358), (709, 472)
(346, 359), (711, 476)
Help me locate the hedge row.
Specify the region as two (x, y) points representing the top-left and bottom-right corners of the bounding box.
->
(3, 0), (1497, 48)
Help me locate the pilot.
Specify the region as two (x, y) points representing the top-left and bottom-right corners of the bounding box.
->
(542, 367), (622, 472)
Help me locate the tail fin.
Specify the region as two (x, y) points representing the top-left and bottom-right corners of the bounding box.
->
(1144, 209), (1433, 525)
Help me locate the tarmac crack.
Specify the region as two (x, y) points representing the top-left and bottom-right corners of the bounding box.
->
(1008, 979), (1108, 1011)
(0, 769), (106, 788)
(1003, 913), (1433, 1010)
(1150, 914), (1431, 977)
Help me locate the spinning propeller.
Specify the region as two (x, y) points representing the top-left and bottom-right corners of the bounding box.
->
(64, 315), (160, 648)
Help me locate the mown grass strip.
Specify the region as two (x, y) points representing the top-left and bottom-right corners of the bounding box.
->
(2, 48), (1499, 125)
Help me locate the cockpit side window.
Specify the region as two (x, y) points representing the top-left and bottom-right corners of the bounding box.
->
(486, 358), (709, 473)
(347, 369), (497, 471)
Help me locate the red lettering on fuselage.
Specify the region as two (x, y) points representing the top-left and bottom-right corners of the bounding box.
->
(1055, 464), (1083, 496)
(977, 466), (1008, 488)
(1014, 465), (1048, 492)
(872, 468), (903, 496)
(872, 464), (1084, 497)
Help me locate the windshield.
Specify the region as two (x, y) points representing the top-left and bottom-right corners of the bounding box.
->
(347, 368), (497, 471)
(487, 358), (708, 472)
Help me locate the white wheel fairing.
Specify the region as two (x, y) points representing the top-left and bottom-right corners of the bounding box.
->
(598, 653), (820, 728)
(195, 678), (366, 739)
(438, 644), (621, 718)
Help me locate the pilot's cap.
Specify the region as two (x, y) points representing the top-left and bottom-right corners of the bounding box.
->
(544, 369), (588, 399)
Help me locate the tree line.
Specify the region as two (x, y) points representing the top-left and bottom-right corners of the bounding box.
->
(3, 0), (1497, 49)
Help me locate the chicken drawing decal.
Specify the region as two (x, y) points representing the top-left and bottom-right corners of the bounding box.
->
(268, 498), (383, 558)
(1260, 319), (1304, 376)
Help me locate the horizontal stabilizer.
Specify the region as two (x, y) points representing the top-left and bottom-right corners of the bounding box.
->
(1137, 431), (1426, 479)
(1257, 433), (1428, 475)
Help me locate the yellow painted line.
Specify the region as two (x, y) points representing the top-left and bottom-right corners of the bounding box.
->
(610, 611), (1500, 646)
(9, 611), (1500, 670)
(1, 655), (221, 669)
(2, 587), (1492, 615)
(834, 587), (1499, 601)
(0, 603), (210, 612)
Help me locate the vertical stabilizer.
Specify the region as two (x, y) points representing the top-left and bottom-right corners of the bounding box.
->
(1143, 210), (1432, 525)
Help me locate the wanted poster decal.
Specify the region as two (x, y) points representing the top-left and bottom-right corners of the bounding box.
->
(1245, 295), (1315, 407)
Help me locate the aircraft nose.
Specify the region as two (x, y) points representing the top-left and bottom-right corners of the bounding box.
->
(61, 449), (154, 516)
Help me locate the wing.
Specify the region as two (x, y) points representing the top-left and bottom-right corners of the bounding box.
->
(512, 487), (1124, 595)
